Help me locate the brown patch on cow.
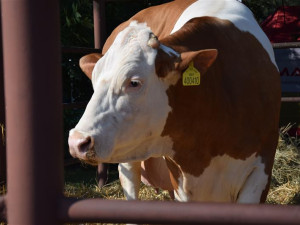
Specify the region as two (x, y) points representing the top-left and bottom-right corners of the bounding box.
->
(165, 157), (182, 191)
(102, 0), (197, 53)
(155, 48), (218, 78)
(155, 48), (179, 78)
(160, 17), (281, 179)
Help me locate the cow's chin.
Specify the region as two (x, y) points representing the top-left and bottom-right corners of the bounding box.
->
(80, 148), (102, 166)
(80, 158), (99, 166)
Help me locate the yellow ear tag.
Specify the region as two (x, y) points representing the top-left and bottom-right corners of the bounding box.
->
(182, 62), (201, 86)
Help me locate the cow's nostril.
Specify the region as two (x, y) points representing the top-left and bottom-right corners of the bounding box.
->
(68, 131), (95, 160)
(78, 136), (94, 153)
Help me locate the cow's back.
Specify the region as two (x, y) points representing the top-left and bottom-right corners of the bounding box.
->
(102, 0), (197, 53)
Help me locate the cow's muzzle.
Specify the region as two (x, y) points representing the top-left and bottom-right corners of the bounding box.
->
(68, 130), (97, 164)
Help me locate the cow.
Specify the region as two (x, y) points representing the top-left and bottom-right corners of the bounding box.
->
(68, 0), (281, 203)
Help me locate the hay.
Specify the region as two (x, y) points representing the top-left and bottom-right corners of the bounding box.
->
(64, 179), (171, 201)
(64, 181), (171, 225)
(266, 125), (300, 204)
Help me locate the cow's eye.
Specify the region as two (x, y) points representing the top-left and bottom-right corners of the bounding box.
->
(124, 77), (143, 93)
(129, 80), (141, 88)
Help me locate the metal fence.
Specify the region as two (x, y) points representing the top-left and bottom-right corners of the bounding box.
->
(0, 0), (300, 224)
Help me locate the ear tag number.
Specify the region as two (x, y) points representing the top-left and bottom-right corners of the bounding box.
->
(183, 62), (201, 86)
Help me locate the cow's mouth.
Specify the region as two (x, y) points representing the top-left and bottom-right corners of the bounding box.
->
(84, 148), (99, 165)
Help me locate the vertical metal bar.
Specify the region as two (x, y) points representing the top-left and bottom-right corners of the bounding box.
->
(93, 0), (106, 49)
(1, 0), (63, 224)
(0, 0), (6, 185)
(93, 0), (108, 187)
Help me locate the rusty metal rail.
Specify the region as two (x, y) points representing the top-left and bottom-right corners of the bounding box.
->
(272, 42), (300, 49)
(3, 195), (299, 224)
(281, 97), (300, 102)
(59, 198), (300, 225)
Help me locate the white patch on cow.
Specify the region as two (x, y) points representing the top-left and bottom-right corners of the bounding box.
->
(73, 22), (176, 163)
(118, 162), (141, 200)
(236, 161), (269, 203)
(174, 175), (188, 202)
(178, 153), (268, 203)
(171, 0), (277, 67)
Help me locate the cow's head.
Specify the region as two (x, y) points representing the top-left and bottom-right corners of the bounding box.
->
(68, 21), (217, 164)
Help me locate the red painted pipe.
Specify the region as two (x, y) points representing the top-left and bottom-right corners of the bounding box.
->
(0, 0), (6, 185)
(93, 0), (106, 49)
(1, 0), (64, 224)
(281, 97), (300, 102)
(60, 198), (300, 225)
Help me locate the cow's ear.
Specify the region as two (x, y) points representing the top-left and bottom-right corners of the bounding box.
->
(176, 49), (218, 75)
(79, 53), (103, 80)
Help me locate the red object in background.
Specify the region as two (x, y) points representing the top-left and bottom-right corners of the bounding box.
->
(261, 6), (300, 43)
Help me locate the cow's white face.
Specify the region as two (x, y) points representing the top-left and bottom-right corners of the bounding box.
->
(68, 21), (217, 164)
(69, 22), (177, 163)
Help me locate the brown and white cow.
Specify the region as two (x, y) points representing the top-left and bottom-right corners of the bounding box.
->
(68, 0), (281, 203)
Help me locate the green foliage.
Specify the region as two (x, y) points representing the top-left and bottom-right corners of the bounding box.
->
(60, 0), (94, 47)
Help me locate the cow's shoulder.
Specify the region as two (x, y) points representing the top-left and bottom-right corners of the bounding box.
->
(172, 0), (276, 65)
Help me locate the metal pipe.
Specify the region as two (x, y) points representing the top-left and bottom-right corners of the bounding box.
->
(93, 0), (106, 49)
(60, 198), (300, 225)
(281, 97), (300, 102)
(93, 0), (109, 187)
(1, 0), (63, 224)
(272, 42), (300, 49)
(0, 0), (6, 185)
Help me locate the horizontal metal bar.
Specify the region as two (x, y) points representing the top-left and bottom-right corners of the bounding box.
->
(60, 197), (300, 224)
(281, 97), (300, 102)
(62, 46), (101, 55)
(0, 195), (6, 223)
(63, 102), (88, 110)
(61, 42), (299, 56)
(272, 42), (300, 49)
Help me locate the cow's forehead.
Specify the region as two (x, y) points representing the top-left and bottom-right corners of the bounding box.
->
(92, 22), (158, 87)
